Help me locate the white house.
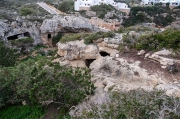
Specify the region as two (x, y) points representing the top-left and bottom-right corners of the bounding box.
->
(141, 0), (160, 5)
(74, 0), (130, 14)
(170, 0), (180, 6)
(159, 0), (170, 4)
(141, 0), (180, 6)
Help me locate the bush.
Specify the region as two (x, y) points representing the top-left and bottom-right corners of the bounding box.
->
(77, 90), (180, 119)
(90, 4), (117, 19)
(123, 6), (176, 27)
(11, 37), (34, 46)
(84, 31), (115, 44)
(135, 29), (180, 51)
(52, 32), (63, 45)
(0, 106), (44, 119)
(0, 58), (95, 109)
(20, 7), (34, 16)
(58, 1), (74, 13)
(0, 41), (17, 67)
(60, 32), (115, 44)
(60, 33), (84, 43)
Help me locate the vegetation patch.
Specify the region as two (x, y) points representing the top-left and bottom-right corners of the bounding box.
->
(135, 29), (180, 51)
(52, 32), (63, 45)
(123, 5), (177, 27)
(0, 106), (44, 119)
(77, 90), (180, 119)
(0, 41), (17, 67)
(90, 4), (118, 19)
(11, 37), (34, 46)
(0, 57), (95, 112)
(60, 32), (115, 44)
(20, 7), (35, 16)
(58, 1), (74, 13)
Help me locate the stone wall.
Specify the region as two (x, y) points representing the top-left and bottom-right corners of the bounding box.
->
(79, 7), (90, 11)
(89, 17), (120, 30)
(119, 9), (130, 15)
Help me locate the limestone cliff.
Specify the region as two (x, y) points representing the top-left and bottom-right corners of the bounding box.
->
(40, 15), (97, 46)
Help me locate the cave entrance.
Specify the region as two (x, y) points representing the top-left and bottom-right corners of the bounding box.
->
(7, 35), (18, 40)
(7, 32), (31, 40)
(100, 51), (110, 57)
(85, 59), (96, 68)
(24, 32), (31, 37)
(48, 34), (51, 39)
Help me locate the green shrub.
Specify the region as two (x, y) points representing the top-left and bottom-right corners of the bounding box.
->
(135, 29), (180, 51)
(11, 37), (34, 46)
(0, 58), (95, 109)
(77, 90), (180, 119)
(0, 106), (44, 119)
(58, 1), (74, 13)
(90, 4), (117, 19)
(0, 41), (17, 67)
(60, 32), (115, 44)
(60, 33), (84, 43)
(123, 6), (176, 27)
(20, 7), (34, 16)
(84, 31), (115, 44)
(52, 32), (63, 45)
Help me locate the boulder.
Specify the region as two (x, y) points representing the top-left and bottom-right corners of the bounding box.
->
(153, 49), (173, 56)
(137, 50), (145, 55)
(57, 40), (99, 60)
(148, 54), (180, 69)
(86, 11), (96, 17)
(104, 33), (122, 45)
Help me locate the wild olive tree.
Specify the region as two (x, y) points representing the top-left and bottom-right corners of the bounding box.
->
(0, 57), (95, 109)
(0, 41), (17, 67)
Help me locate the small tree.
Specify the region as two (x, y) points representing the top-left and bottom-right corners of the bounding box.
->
(58, 1), (73, 13)
(0, 41), (17, 67)
(52, 32), (63, 45)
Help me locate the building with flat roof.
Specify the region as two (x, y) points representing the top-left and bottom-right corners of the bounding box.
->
(74, 0), (130, 14)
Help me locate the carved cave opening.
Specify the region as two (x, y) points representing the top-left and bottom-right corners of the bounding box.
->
(7, 32), (31, 40)
(48, 34), (51, 39)
(100, 51), (110, 57)
(85, 59), (96, 68)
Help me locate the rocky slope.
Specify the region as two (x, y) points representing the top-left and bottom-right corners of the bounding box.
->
(55, 33), (180, 117)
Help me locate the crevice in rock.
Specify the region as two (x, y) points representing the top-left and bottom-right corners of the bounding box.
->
(85, 59), (96, 68)
(7, 32), (31, 40)
(100, 51), (110, 57)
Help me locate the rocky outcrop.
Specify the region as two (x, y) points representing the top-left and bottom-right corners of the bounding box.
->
(104, 33), (122, 45)
(0, 21), (9, 40)
(70, 56), (180, 117)
(40, 15), (97, 46)
(57, 40), (99, 61)
(145, 49), (180, 70)
(0, 19), (42, 45)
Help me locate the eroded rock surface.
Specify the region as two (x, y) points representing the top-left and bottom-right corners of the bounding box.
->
(57, 40), (99, 61)
(0, 19), (41, 45)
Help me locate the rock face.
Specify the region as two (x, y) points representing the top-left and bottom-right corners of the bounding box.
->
(145, 49), (180, 69)
(0, 19), (41, 45)
(57, 40), (99, 61)
(55, 34), (180, 117)
(40, 15), (97, 46)
(104, 33), (123, 45)
(70, 55), (180, 117)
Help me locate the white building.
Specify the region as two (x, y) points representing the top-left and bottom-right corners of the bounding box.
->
(74, 0), (130, 13)
(141, 0), (180, 6)
(170, 0), (180, 6)
(141, 0), (160, 5)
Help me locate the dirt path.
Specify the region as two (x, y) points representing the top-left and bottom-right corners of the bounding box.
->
(119, 50), (180, 82)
